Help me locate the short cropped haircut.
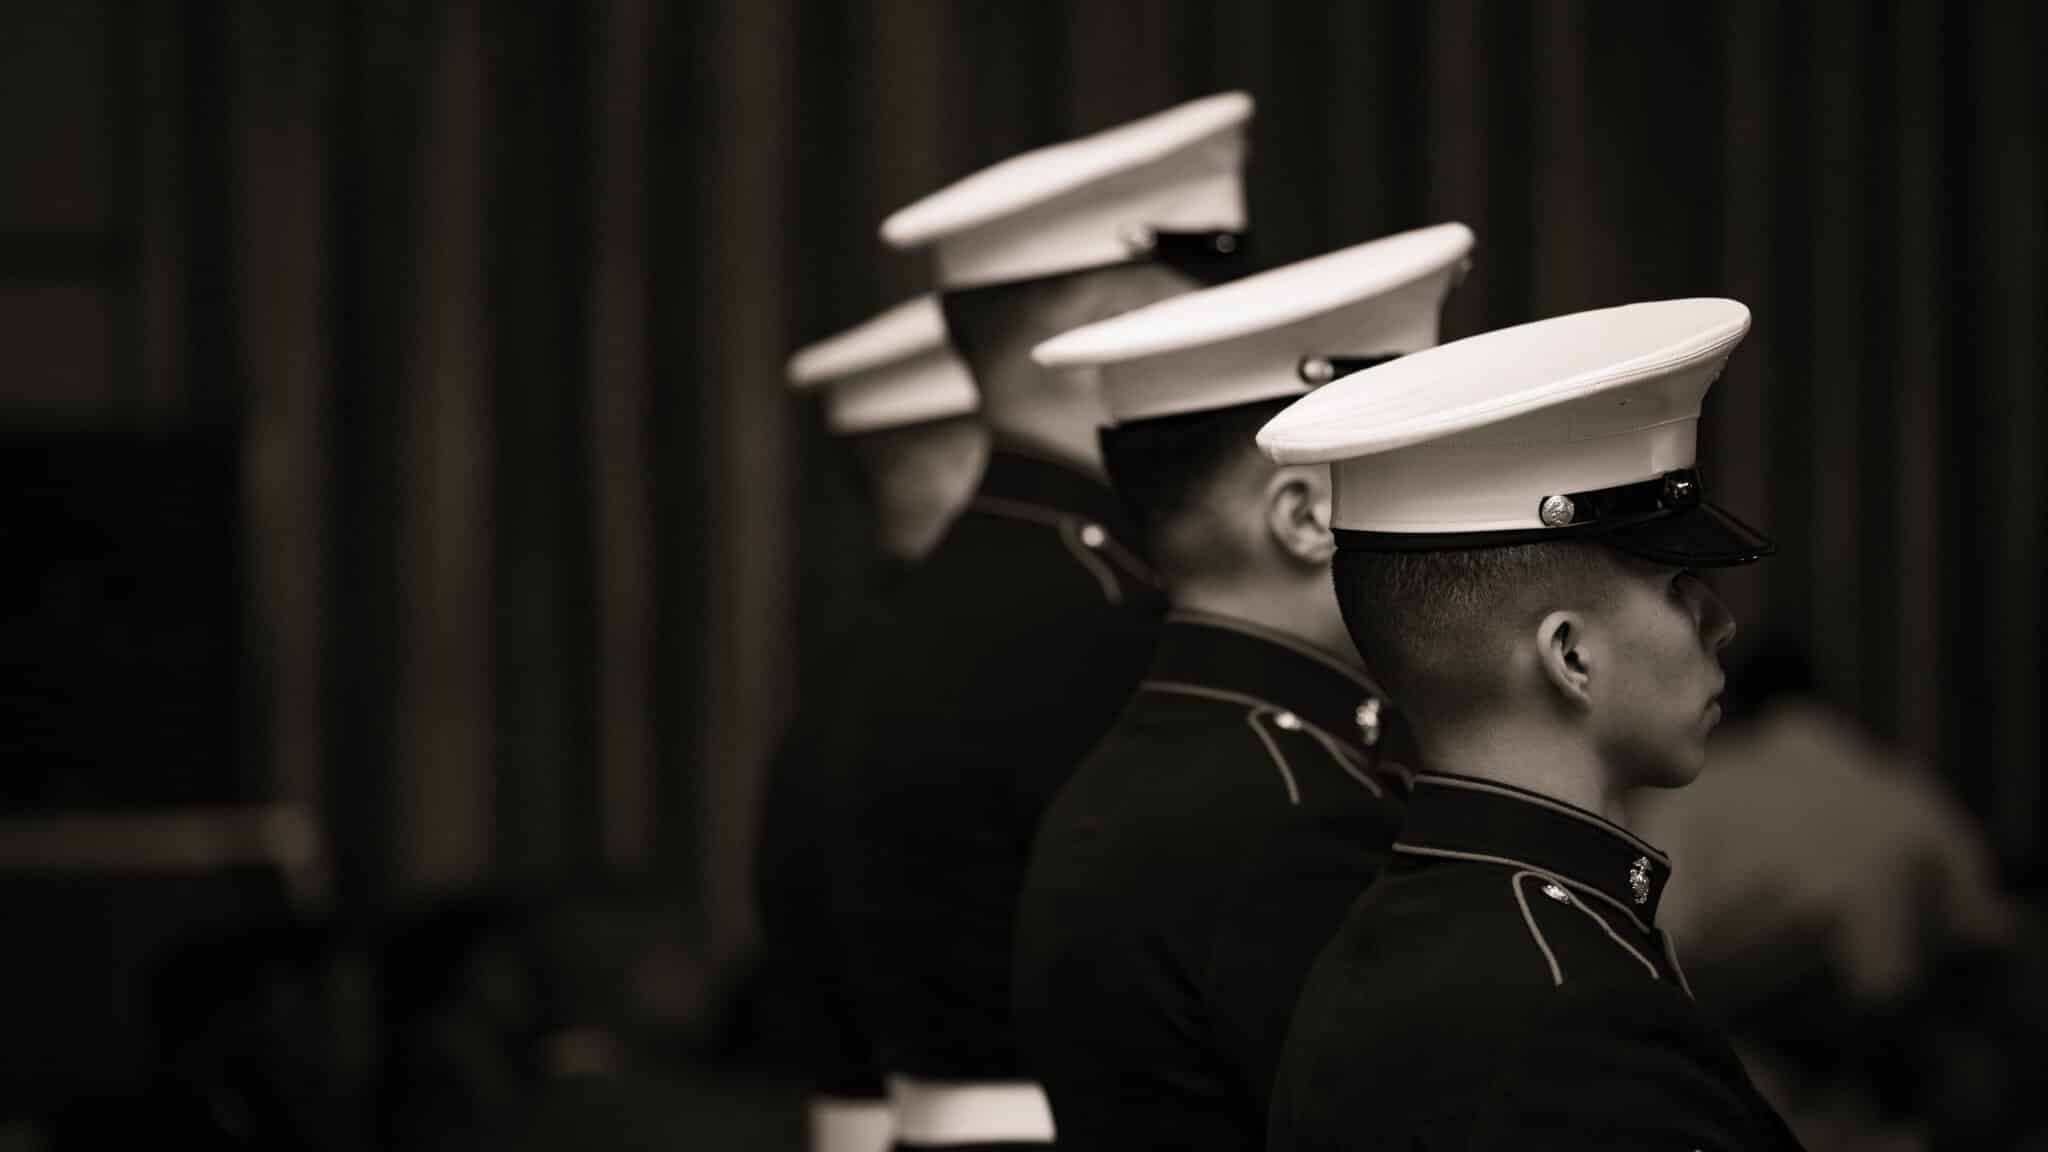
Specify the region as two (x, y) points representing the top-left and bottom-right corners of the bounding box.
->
(1099, 397), (1291, 572)
(1331, 541), (1620, 724)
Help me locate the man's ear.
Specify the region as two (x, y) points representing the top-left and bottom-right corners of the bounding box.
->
(1266, 464), (1336, 566)
(1535, 609), (1595, 709)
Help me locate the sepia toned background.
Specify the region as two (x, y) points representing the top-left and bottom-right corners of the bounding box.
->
(3, 1), (2042, 1147)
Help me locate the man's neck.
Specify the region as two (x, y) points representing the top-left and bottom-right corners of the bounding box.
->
(1420, 722), (1630, 824)
(985, 413), (1106, 478)
(976, 359), (1109, 478)
(1172, 582), (1362, 673)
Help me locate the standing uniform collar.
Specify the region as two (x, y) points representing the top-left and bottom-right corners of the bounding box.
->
(1143, 611), (1384, 756)
(973, 444), (1131, 531)
(1393, 773), (1673, 924)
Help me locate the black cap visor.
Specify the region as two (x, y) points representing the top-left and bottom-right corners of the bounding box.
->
(1599, 500), (1775, 567)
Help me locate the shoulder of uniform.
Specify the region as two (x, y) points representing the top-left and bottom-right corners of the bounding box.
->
(967, 496), (1156, 605)
(1335, 867), (1662, 1001)
(1122, 684), (1392, 811)
(1084, 694), (1310, 821)
(1236, 688), (1318, 807)
(1501, 869), (1666, 989)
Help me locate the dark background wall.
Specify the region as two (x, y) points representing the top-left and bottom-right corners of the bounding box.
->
(3, 0), (2042, 1041)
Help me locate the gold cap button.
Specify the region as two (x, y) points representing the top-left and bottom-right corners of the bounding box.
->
(1298, 357), (1336, 385)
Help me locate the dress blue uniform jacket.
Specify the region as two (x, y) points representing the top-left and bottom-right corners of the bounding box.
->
(829, 447), (1164, 1102)
(1269, 773), (1806, 1151)
(1015, 612), (1408, 1152)
(756, 596), (895, 1103)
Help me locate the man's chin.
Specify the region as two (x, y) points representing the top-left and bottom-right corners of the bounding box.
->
(1610, 733), (1710, 791)
(1641, 746), (1709, 790)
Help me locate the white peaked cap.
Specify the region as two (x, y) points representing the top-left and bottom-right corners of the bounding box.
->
(1031, 223), (1474, 425)
(786, 296), (978, 435)
(1257, 298), (1773, 566)
(880, 92), (1253, 290)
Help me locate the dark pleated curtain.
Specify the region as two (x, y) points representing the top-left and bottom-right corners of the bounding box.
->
(200, 0), (2045, 1002)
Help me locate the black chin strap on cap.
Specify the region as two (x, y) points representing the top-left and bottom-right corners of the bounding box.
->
(1331, 467), (1775, 566)
(936, 229), (1255, 309)
(1538, 468), (1705, 531)
(1120, 227), (1252, 285)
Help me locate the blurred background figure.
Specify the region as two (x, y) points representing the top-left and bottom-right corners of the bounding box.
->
(750, 297), (984, 1152)
(824, 90), (1254, 1148)
(377, 893), (555, 1152)
(1634, 640), (2048, 1152)
(48, 893), (357, 1152)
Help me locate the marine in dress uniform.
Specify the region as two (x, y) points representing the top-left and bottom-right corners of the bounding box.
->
(759, 299), (985, 1152)
(1011, 225), (1475, 1152)
(827, 93), (1256, 1150)
(1258, 300), (1807, 1150)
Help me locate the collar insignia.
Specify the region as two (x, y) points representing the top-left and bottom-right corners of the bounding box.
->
(1628, 856), (1652, 906)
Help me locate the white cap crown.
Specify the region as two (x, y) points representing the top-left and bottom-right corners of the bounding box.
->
(787, 296), (978, 435)
(881, 92), (1253, 290)
(1033, 222), (1474, 425)
(1255, 299), (1771, 565)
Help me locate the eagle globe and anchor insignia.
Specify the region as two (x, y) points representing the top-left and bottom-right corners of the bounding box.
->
(1627, 856), (1652, 905)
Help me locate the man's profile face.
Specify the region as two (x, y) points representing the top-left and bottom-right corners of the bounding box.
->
(1586, 558), (1737, 788)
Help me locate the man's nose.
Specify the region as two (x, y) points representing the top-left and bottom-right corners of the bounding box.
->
(1698, 581), (1738, 654)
